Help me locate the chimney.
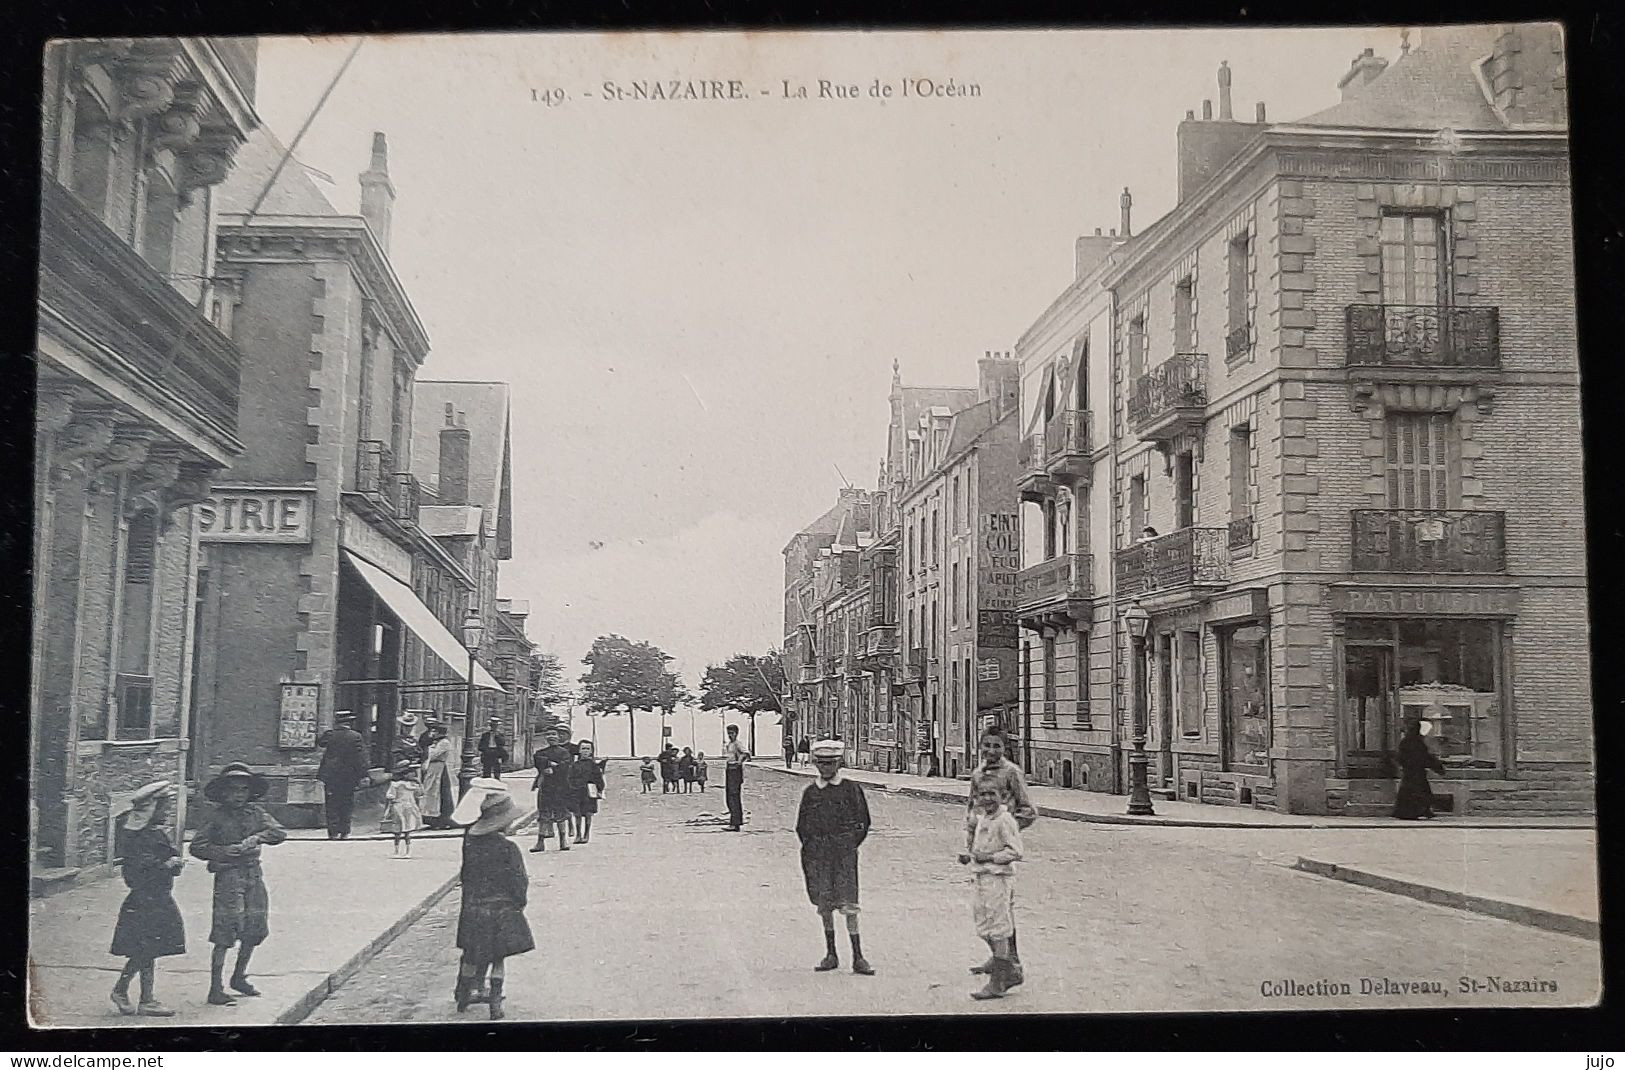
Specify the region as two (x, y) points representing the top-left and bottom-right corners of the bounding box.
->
(1256, 102), (1267, 122)
(1337, 48), (1390, 101)
(1218, 60), (1233, 120)
(1186, 109), (1195, 120)
(359, 132), (396, 254)
(439, 402), (471, 506)
(1202, 99), (1213, 120)
(978, 353), (1019, 420)
(1120, 187), (1133, 238)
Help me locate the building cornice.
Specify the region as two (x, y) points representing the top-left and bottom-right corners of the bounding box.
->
(181, 38), (258, 137)
(215, 214), (432, 362)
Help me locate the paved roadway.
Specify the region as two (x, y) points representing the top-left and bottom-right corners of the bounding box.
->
(305, 764), (1600, 1024)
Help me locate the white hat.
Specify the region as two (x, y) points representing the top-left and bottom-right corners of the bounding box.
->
(449, 778), (511, 827)
(810, 739), (844, 759)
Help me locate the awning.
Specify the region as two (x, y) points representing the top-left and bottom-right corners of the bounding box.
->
(343, 551), (505, 692)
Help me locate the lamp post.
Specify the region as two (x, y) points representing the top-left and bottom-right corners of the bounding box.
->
(1124, 601), (1155, 816)
(458, 608), (484, 799)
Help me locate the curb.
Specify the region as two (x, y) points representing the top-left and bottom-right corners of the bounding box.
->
(1291, 857), (1600, 940)
(273, 809), (540, 1026)
(753, 764), (1591, 830)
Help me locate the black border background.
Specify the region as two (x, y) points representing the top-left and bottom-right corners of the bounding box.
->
(0, 0), (1618, 1052)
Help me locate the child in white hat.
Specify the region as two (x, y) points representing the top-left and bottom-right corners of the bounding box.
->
(450, 780), (534, 1020)
(795, 739), (874, 975)
(109, 781), (185, 1016)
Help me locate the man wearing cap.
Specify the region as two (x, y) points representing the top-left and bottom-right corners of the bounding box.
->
(722, 723), (751, 831)
(189, 762), (287, 1005)
(478, 719), (510, 780)
(795, 739), (874, 975)
(316, 711), (369, 840)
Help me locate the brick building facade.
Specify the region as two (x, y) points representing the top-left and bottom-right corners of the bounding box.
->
(32, 38), (260, 877)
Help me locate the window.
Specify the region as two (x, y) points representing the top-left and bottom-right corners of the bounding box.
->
(140, 171), (179, 276)
(951, 476), (960, 533)
(1058, 499), (1072, 554)
(932, 509), (939, 565)
(1229, 425), (1251, 521)
(117, 512), (159, 737)
(1179, 630), (1203, 736)
(908, 519), (916, 575)
(1396, 619), (1500, 765)
(1074, 640), (1091, 727)
(1043, 500), (1058, 559)
(1128, 315), (1147, 384)
(1042, 636), (1057, 723)
(964, 554), (973, 621)
(1220, 623), (1269, 767)
(1174, 276), (1195, 354)
(1379, 211), (1448, 307)
(1227, 234), (1251, 356)
(1129, 475), (1147, 539)
(1386, 413), (1455, 510)
(950, 562), (959, 625)
(1175, 451), (1195, 529)
(1073, 338), (1090, 410)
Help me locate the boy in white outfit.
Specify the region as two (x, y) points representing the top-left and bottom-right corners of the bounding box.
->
(958, 783), (1024, 1000)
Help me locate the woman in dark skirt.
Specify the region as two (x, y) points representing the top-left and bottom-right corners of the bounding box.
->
(109, 781), (186, 1017)
(451, 782), (534, 1020)
(1393, 720), (1447, 820)
(568, 740), (607, 843)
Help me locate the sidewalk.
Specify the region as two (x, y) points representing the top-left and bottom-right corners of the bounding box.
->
(751, 759), (1593, 830)
(27, 792), (537, 1028)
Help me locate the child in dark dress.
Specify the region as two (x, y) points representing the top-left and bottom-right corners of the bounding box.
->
(567, 740), (607, 843)
(795, 739), (874, 976)
(451, 781), (535, 1020)
(109, 781), (186, 1017)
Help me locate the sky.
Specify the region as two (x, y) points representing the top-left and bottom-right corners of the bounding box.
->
(252, 26), (1403, 691)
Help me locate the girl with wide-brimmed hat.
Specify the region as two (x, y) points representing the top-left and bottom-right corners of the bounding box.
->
(188, 761), (287, 1006)
(108, 781), (186, 1016)
(450, 780), (534, 1020)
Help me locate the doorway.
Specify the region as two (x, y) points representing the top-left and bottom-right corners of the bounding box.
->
(1156, 632), (1174, 785)
(1343, 644), (1396, 777)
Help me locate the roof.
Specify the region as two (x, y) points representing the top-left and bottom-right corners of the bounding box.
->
(411, 381), (513, 556)
(216, 126), (343, 217)
(417, 504), (484, 538)
(1296, 26), (1504, 131)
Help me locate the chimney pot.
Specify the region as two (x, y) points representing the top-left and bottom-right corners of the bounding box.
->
(1110, 228), (1117, 237)
(1094, 227), (1102, 236)
(1202, 99), (1213, 120)
(1218, 60), (1233, 120)
(1185, 108), (1195, 120)
(1256, 101), (1266, 122)
(1120, 186), (1132, 238)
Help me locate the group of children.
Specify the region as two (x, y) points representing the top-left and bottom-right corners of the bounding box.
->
(792, 727), (1035, 1000)
(638, 745), (708, 793)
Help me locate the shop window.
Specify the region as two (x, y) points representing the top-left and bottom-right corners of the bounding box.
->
(1178, 630), (1203, 736)
(1220, 622), (1269, 768)
(1396, 619), (1501, 766)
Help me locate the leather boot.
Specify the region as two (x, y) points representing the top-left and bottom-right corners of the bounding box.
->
(454, 974), (473, 1012)
(971, 959), (1010, 1000)
(488, 978), (506, 1021)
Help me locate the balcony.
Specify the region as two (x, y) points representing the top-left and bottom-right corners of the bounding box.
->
(862, 624), (898, 662)
(1016, 553), (1093, 631)
(905, 646), (927, 684)
(1129, 353), (1208, 443)
(1228, 515), (1256, 552)
(1043, 409), (1092, 483)
(1016, 432), (1056, 503)
(1350, 510), (1506, 574)
(1345, 305), (1500, 372)
(797, 665), (819, 686)
(37, 181), (243, 443)
(1114, 527), (1229, 600)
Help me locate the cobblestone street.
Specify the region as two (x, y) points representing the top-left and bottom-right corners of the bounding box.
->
(305, 765), (1599, 1024)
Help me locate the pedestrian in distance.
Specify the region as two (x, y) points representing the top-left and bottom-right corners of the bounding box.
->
(796, 739), (874, 976)
(563, 739), (583, 838)
(694, 751), (709, 792)
(529, 728), (573, 852)
(382, 760), (425, 858)
(189, 762), (288, 1006)
(640, 756), (657, 793)
(451, 780), (535, 1020)
(108, 781), (186, 1017)
(658, 744), (678, 794)
(678, 747), (696, 793)
(1393, 719), (1447, 820)
(798, 735), (812, 767)
(723, 723), (751, 831)
(392, 711), (422, 769)
(417, 716), (441, 763)
(568, 739), (607, 843)
(783, 736), (796, 769)
(420, 722), (458, 829)
(478, 718), (509, 780)
(316, 710), (368, 840)
(959, 782), (1024, 1000)
(965, 727), (1036, 985)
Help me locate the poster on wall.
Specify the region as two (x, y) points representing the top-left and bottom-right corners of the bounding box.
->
(278, 682), (321, 749)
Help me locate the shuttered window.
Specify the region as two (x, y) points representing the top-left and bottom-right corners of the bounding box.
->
(1386, 412), (1455, 510)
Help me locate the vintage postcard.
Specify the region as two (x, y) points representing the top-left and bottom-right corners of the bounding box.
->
(28, 25), (1599, 1029)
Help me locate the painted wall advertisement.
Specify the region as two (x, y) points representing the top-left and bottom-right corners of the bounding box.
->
(979, 512), (1020, 648)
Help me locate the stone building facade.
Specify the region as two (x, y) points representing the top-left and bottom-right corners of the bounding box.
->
(1084, 25), (1588, 816)
(32, 38), (260, 878)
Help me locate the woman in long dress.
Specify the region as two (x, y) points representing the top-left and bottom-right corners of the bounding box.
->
(1392, 720), (1446, 820)
(421, 726), (457, 829)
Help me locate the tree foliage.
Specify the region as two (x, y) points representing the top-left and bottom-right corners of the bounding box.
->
(699, 649), (786, 723)
(530, 651), (571, 712)
(578, 634), (671, 716)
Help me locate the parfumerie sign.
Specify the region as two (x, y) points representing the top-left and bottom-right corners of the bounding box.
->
(1329, 585), (1520, 617)
(198, 487), (314, 543)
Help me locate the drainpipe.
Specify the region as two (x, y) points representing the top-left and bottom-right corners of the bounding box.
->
(1108, 291), (1124, 795)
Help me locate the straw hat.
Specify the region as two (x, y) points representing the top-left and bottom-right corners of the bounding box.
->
(203, 762), (269, 803)
(118, 780), (175, 831)
(397, 711), (420, 729)
(449, 778), (511, 826)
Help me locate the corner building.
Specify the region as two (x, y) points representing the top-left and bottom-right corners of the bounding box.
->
(1093, 26), (1590, 815)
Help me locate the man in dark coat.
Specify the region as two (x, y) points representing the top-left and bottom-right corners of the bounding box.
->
(316, 712), (368, 840)
(478, 719), (510, 779)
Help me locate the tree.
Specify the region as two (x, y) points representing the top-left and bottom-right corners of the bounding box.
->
(654, 669), (694, 750)
(699, 648), (785, 756)
(578, 634), (672, 756)
(530, 651), (571, 713)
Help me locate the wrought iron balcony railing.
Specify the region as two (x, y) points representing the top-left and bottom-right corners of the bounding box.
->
(1018, 432), (1046, 477)
(1114, 527), (1229, 597)
(1350, 510), (1506, 573)
(1128, 352), (1208, 430)
(1345, 305), (1500, 370)
(1016, 553), (1093, 614)
(1227, 515), (1256, 551)
(1043, 408), (1091, 463)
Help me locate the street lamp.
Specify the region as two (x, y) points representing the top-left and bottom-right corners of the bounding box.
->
(458, 608), (484, 799)
(1123, 601), (1154, 816)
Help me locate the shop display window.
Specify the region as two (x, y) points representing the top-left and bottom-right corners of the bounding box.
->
(1220, 622), (1269, 768)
